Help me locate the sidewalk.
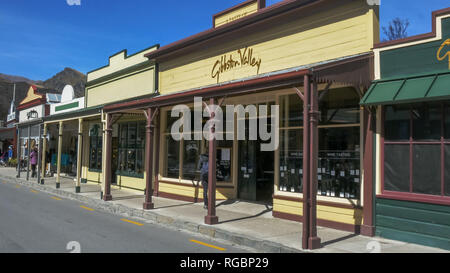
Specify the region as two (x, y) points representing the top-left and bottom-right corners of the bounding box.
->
(1, 167), (447, 253)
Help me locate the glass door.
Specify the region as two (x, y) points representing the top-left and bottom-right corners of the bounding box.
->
(238, 138), (257, 201)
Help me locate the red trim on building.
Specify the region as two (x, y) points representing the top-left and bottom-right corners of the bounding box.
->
(17, 98), (46, 111)
(380, 104), (450, 206)
(377, 192), (450, 207)
(104, 69), (310, 113)
(361, 109), (375, 237)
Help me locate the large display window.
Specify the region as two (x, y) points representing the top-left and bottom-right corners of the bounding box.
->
(382, 102), (450, 200)
(89, 124), (102, 171)
(277, 86), (361, 199)
(161, 108), (233, 183)
(117, 121), (145, 178)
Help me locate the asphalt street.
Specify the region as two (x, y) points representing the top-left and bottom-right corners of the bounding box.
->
(0, 181), (249, 253)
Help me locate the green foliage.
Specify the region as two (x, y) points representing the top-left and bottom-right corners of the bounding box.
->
(8, 158), (17, 167)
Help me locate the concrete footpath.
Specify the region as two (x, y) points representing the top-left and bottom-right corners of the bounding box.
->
(0, 167), (447, 253)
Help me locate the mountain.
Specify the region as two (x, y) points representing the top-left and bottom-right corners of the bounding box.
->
(41, 68), (86, 98)
(0, 68), (86, 124)
(0, 73), (38, 85)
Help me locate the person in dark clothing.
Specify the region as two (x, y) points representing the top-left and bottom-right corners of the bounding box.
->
(197, 154), (209, 209)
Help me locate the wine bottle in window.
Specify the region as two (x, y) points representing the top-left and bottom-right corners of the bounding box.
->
(317, 178), (322, 196)
(345, 177), (351, 199)
(335, 178), (340, 198)
(330, 179), (335, 197)
(349, 178), (355, 199)
(321, 178), (327, 196)
(338, 177), (343, 198)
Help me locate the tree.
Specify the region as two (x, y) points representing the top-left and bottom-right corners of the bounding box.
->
(382, 17), (410, 41)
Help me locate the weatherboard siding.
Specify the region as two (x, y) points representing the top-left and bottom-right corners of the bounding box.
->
(86, 67), (155, 107)
(375, 198), (450, 250)
(116, 174), (146, 191)
(273, 197), (363, 227)
(158, 181), (234, 201)
(159, 0), (378, 95)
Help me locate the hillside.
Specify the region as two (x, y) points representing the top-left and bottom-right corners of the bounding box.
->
(0, 68), (86, 123)
(41, 68), (86, 98)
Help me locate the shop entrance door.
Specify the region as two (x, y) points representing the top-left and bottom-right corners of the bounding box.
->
(238, 139), (274, 203)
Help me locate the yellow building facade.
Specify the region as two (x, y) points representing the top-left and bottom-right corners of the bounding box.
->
(102, 0), (379, 234)
(41, 45), (159, 196)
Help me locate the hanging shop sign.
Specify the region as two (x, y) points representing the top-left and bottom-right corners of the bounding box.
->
(19, 105), (44, 123)
(211, 47), (262, 83)
(27, 110), (39, 120)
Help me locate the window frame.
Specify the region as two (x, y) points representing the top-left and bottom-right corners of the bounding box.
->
(88, 124), (102, 172)
(160, 107), (234, 184)
(380, 103), (450, 206)
(277, 88), (362, 200)
(116, 121), (146, 178)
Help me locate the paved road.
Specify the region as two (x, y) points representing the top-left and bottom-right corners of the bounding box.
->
(0, 181), (249, 253)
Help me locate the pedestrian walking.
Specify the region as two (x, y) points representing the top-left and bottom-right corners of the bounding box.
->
(197, 153), (209, 209)
(30, 146), (38, 178)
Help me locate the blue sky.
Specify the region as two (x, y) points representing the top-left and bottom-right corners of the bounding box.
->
(0, 0), (448, 80)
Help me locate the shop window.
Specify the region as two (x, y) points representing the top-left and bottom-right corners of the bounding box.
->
(162, 108), (233, 182)
(278, 89), (361, 199)
(412, 104), (441, 141)
(165, 135), (180, 179)
(89, 124), (102, 171)
(383, 102), (450, 200)
(445, 145), (450, 197)
(445, 105), (450, 140)
(319, 87), (360, 125)
(217, 140), (233, 182)
(279, 129), (303, 193)
(117, 122), (145, 178)
(384, 144), (410, 192)
(318, 127), (360, 198)
(182, 137), (201, 180)
(280, 94), (303, 128)
(412, 144), (441, 195)
(384, 105), (410, 141)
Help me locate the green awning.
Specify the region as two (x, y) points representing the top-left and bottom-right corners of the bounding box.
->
(360, 72), (450, 106)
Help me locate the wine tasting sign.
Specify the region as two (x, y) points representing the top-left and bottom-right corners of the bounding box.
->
(211, 47), (262, 83)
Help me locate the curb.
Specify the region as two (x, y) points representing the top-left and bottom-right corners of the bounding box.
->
(0, 173), (303, 253)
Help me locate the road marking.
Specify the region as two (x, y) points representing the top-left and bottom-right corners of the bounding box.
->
(51, 197), (62, 201)
(80, 205), (95, 212)
(15, 185), (21, 188)
(120, 218), (144, 226)
(30, 190), (38, 194)
(190, 239), (226, 251)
